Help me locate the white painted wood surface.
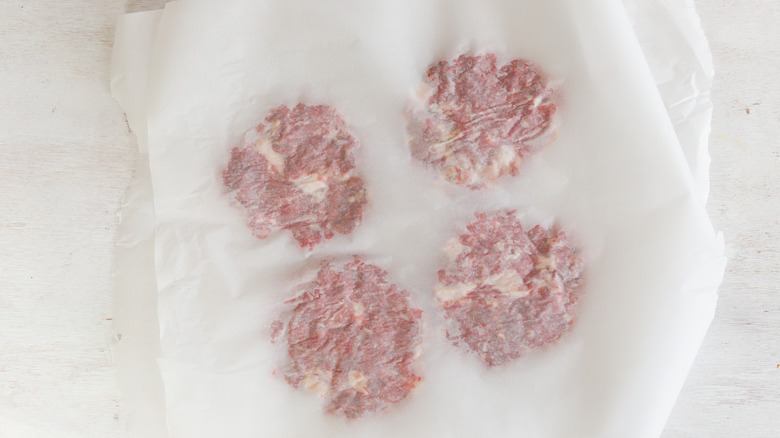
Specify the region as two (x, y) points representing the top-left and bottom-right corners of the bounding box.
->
(0, 1), (776, 437)
(0, 2), (134, 437)
(662, 1), (780, 437)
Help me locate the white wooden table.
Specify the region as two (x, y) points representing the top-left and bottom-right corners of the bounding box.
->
(0, 1), (777, 436)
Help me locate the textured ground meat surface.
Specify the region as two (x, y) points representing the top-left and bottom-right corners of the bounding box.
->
(223, 103), (367, 250)
(407, 53), (557, 189)
(435, 211), (583, 366)
(273, 257), (423, 419)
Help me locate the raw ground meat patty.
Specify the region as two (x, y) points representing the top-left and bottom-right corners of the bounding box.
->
(435, 211), (583, 366)
(223, 103), (367, 250)
(272, 257), (423, 419)
(406, 53), (557, 189)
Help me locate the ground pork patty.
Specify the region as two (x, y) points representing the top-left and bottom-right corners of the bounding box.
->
(407, 53), (557, 189)
(272, 257), (423, 419)
(435, 211), (583, 366)
(223, 103), (367, 250)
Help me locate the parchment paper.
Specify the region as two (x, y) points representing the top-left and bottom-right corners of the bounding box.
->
(110, 1), (725, 437)
(624, 0), (715, 202)
(110, 10), (167, 438)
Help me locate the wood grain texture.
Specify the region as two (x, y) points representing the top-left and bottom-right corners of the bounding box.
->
(662, 1), (780, 437)
(0, 0), (776, 437)
(0, 1), (136, 437)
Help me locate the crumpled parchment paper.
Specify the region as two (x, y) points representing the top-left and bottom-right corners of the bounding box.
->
(110, 1), (725, 437)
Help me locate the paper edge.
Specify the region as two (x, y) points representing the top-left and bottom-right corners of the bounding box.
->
(110, 9), (170, 438)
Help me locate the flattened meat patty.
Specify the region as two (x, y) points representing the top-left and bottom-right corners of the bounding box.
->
(407, 53), (557, 188)
(223, 103), (367, 250)
(435, 211), (583, 366)
(273, 257), (423, 418)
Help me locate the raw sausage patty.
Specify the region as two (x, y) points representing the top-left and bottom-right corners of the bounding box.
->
(435, 211), (583, 366)
(273, 257), (423, 418)
(407, 53), (557, 189)
(224, 104), (367, 250)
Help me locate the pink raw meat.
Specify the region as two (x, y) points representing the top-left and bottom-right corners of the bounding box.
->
(223, 103), (367, 250)
(435, 210), (584, 366)
(273, 257), (423, 419)
(407, 53), (557, 188)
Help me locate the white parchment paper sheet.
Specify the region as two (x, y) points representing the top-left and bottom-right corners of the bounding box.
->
(110, 1), (725, 437)
(624, 0), (715, 202)
(110, 9), (167, 438)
